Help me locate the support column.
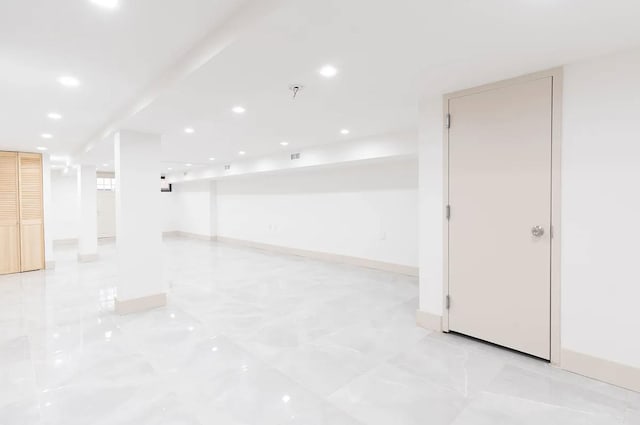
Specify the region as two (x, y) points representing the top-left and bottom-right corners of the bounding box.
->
(209, 180), (218, 240)
(77, 164), (98, 262)
(42, 153), (55, 269)
(113, 130), (165, 314)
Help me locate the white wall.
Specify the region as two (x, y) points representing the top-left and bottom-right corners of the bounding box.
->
(561, 48), (640, 369)
(50, 170), (79, 241)
(77, 165), (98, 256)
(418, 46), (640, 369)
(42, 154), (54, 264)
(216, 159), (419, 267)
(164, 180), (214, 237)
(418, 97), (445, 313)
(49, 171), (211, 240)
(161, 191), (177, 233)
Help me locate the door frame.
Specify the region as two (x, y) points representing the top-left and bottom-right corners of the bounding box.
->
(442, 68), (563, 364)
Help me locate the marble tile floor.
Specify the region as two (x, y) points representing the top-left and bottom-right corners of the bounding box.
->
(0, 237), (638, 424)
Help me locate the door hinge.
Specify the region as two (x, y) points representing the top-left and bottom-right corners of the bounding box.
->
(446, 205), (451, 220)
(445, 295), (451, 310)
(445, 113), (451, 129)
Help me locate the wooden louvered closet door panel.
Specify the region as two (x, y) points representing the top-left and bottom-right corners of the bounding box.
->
(18, 153), (44, 272)
(0, 152), (20, 274)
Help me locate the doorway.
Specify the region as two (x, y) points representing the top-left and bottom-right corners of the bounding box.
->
(443, 70), (562, 362)
(97, 174), (116, 239)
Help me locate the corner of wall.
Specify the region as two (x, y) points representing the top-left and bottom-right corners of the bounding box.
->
(416, 309), (442, 332)
(418, 94), (445, 317)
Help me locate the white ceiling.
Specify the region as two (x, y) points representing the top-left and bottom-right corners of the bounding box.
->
(0, 0), (244, 157)
(3, 0), (640, 173)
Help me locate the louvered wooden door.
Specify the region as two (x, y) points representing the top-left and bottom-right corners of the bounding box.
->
(18, 153), (44, 272)
(0, 152), (21, 274)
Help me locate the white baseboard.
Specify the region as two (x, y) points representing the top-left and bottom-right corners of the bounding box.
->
(115, 293), (167, 315)
(561, 349), (640, 393)
(416, 309), (442, 331)
(217, 236), (419, 276)
(163, 231), (216, 241)
(77, 253), (98, 263)
(54, 238), (78, 247)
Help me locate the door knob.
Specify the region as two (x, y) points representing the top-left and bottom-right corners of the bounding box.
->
(531, 225), (545, 238)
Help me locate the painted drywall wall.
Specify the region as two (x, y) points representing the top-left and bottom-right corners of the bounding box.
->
(50, 171), (79, 241)
(49, 171), (206, 240)
(161, 191), (177, 233)
(42, 154), (54, 264)
(418, 96), (445, 314)
(561, 48), (640, 369)
(166, 180), (214, 237)
(418, 46), (640, 369)
(77, 165), (98, 256)
(216, 159), (419, 267)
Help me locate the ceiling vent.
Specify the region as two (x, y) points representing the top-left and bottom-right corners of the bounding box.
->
(290, 153), (301, 160)
(224, 164), (231, 171)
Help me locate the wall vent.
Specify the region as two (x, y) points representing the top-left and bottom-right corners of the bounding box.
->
(290, 153), (301, 160)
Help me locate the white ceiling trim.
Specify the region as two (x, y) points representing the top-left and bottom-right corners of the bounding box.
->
(166, 131), (417, 183)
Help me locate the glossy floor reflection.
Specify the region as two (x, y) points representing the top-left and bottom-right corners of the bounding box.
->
(0, 237), (638, 424)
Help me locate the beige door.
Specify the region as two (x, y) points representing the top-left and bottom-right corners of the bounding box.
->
(0, 152), (20, 274)
(97, 189), (116, 238)
(18, 153), (44, 272)
(448, 77), (553, 359)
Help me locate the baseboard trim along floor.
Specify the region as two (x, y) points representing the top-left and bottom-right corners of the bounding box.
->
(415, 309), (443, 332)
(114, 293), (168, 315)
(162, 231), (217, 241)
(217, 236), (419, 277)
(77, 253), (99, 263)
(562, 349), (640, 393)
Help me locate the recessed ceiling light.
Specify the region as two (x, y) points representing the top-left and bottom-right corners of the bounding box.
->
(209, 157), (215, 161)
(58, 76), (80, 87)
(238, 151), (246, 155)
(168, 167), (173, 171)
(280, 141), (289, 146)
(90, 0), (119, 9)
(340, 129), (350, 135)
(184, 127), (195, 134)
(232, 106), (246, 114)
(47, 112), (62, 120)
(41, 133), (53, 139)
(185, 163), (192, 167)
(319, 65), (338, 78)
(36, 146), (48, 151)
